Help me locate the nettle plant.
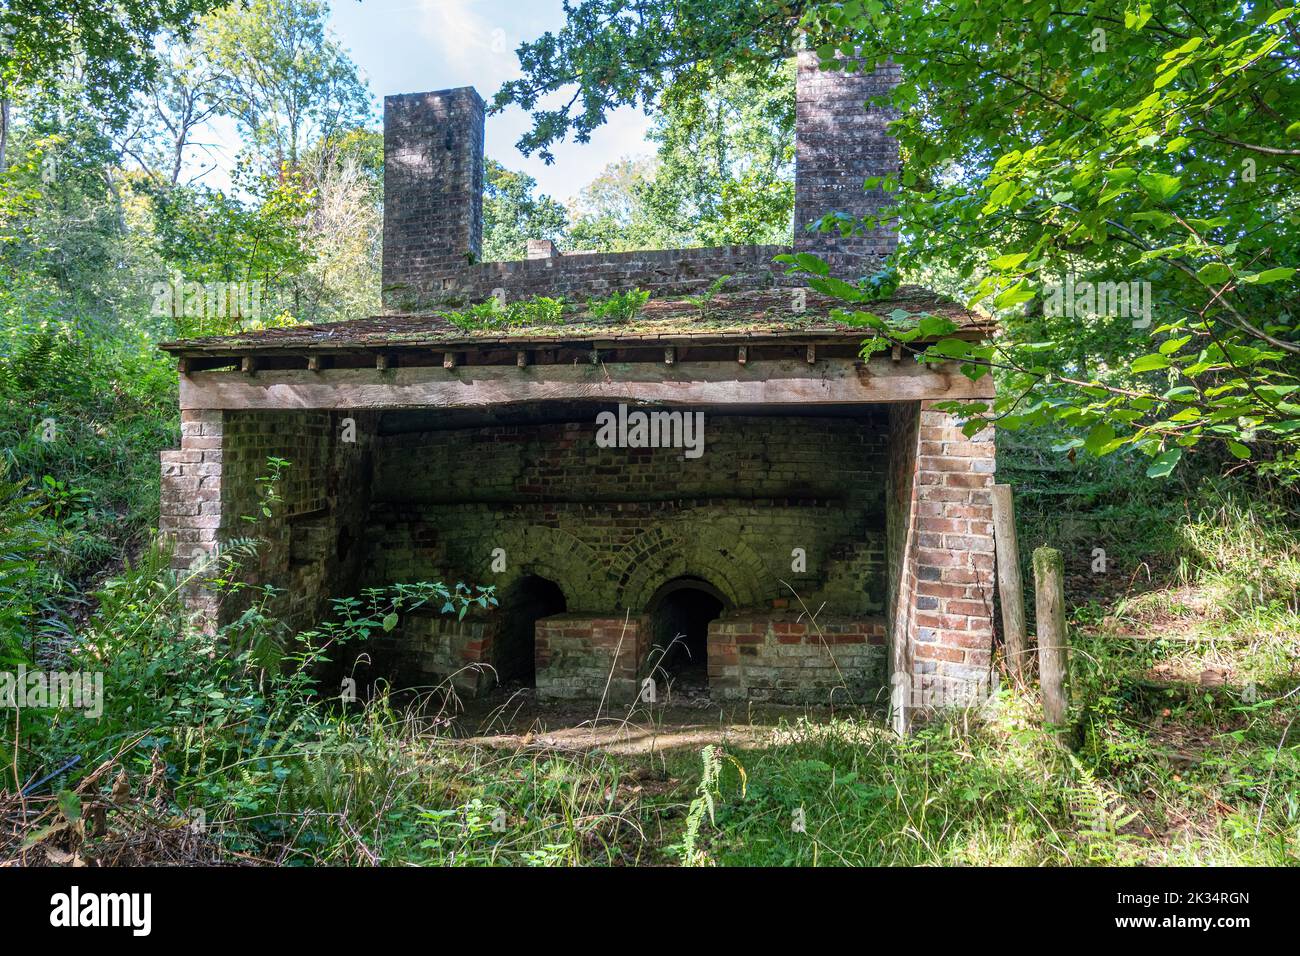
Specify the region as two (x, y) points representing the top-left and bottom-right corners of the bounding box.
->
(786, 0), (1300, 479)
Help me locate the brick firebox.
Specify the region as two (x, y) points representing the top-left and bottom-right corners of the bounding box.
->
(158, 52), (1000, 729)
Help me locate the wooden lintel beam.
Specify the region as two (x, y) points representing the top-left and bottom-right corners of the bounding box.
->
(179, 357), (996, 411)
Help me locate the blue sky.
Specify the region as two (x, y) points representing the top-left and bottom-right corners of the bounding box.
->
(331, 0), (659, 201)
(198, 0), (653, 202)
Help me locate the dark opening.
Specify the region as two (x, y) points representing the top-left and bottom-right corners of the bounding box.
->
(496, 575), (566, 685)
(648, 577), (725, 692)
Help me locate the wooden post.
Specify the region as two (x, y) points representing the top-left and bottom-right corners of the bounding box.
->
(992, 484), (1029, 680)
(1033, 546), (1070, 730)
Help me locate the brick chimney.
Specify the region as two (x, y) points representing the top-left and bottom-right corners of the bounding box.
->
(382, 87), (485, 310)
(793, 51), (900, 280)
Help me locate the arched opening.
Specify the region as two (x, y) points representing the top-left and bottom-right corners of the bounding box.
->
(647, 576), (726, 693)
(497, 574), (567, 686)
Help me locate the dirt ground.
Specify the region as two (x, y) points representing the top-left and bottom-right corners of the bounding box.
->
(443, 684), (865, 756)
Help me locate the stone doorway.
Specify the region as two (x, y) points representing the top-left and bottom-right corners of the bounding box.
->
(647, 577), (727, 695)
(497, 574), (566, 686)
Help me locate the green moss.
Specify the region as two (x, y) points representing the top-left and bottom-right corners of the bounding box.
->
(1033, 546), (1063, 579)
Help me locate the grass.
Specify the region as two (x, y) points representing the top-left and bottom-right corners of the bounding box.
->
(7, 555), (1296, 867)
(2, 341), (1297, 866)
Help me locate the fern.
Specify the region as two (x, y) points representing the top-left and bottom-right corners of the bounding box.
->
(0, 465), (51, 665)
(683, 274), (733, 317)
(587, 289), (649, 324)
(439, 296), (566, 331)
(1067, 753), (1140, 863)
(0, 322), (91, 397)
(679, 744), (747, 866)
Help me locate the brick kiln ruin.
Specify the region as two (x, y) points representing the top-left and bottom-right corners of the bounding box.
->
(158, 53), (999, 728)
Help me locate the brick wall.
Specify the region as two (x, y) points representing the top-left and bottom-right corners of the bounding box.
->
(794, 51), (900, 280)
(160, 409), (374, 634)
(162, 402), (995, 710)
(535, 615), (648, 703)
(366, 613), (496, 698)
(362, 411), (891, 617)
(382, 88), (485, 306)
(887, 401), (996, 726)
(386, 244), (790, 311)
(380, 53), (900, 310)
(160, 410), (227, 628)
(709, 613), (886, 704)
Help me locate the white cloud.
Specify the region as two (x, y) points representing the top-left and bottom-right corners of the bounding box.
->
(416, 0), (517, 79)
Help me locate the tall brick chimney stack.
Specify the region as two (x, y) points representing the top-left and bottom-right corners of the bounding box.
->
(793, 51), (900, 280)
(382, 87), (485, 310)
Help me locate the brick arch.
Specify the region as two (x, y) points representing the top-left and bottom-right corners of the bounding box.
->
(482, 524), (613, 611)
(614, 525), (770, 612)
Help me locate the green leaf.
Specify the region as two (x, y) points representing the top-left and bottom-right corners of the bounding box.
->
(1132, 210), (1175, 228)
(1146, 448), (1183, 478)
(1153, 66), (1182, 89)
(993, 279), (1036, 309)
(774, 252), (830, 277)
(1085, 422), (1116, 455)
(382, 613), (399, 632)
(58, 790), (82, 824)
(1131, 353), (1171, 372)
(808, 276), (864, 302)
(988, 252), (1029, 270)
(1240, 268), (1295, 285)
(1125, 2), (1153, 30)
(1196, 263), (1232, 285)
(917, 315), (959, 338)
(791, 252), (830, 277)
(1227, 441), (1251, 460)
(1137, 172), (1182, 201)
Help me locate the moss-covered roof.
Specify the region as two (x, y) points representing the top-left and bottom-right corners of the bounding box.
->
(158, 286), (990, 356)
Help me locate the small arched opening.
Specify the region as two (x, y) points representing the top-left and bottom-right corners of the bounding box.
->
(646, 576), (727, 693)
(497, 574), (567, 686)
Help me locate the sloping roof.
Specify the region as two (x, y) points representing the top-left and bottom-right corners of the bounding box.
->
(158, 286), (990, 357)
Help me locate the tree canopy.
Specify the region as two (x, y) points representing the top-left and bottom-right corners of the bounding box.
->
(496, 0), (1300, 478)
